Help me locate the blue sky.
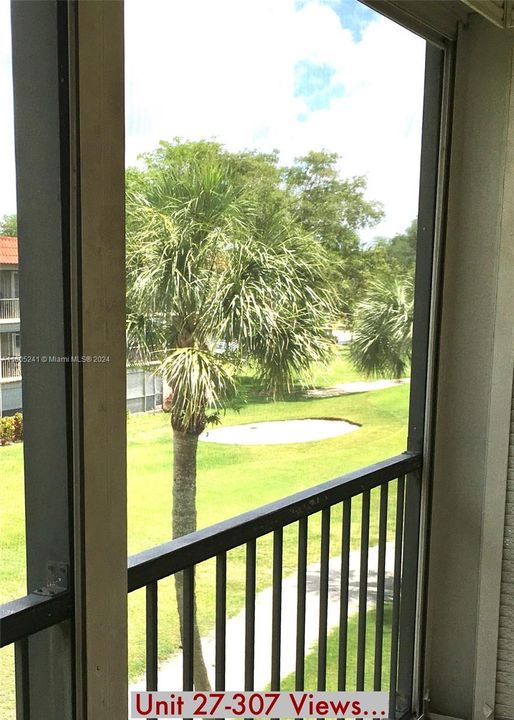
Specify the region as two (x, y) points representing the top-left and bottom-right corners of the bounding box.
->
(1, 0), (425, 242)
(295, 61), (345, 114)
(329, 0), (377, 40)
(296, 0), (376, 40)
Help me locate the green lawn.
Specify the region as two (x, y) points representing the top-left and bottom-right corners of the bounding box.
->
(280, 604), (392, 692)
(0, 349), (408, 716)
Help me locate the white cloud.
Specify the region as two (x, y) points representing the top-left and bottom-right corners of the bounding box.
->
(285, 7), (426, 240)
(125, 0), (426, 241)
(0, 0), (425, 241)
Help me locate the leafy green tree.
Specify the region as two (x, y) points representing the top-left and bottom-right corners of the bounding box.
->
(348, 219), (419, 372)
(349, 275), (413, 378)
(0, 213), (17, 236)
(373, 219), (417, 277)
(284, 151), (383, 255)
(284, 151), (384, 319)
(138, 141), (385, 321)
(127, 147), (337, 688)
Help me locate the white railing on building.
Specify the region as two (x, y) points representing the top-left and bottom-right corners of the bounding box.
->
(0, 298), (20, 320)
(0, 357), (21, 380)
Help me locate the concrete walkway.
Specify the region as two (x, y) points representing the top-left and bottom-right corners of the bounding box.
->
(305, 378), (410, 399)
(131, 542), (395, 692)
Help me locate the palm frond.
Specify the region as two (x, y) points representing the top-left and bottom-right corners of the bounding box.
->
(127, 150), (339, 413)
(161, 347), (236, 433)
(349, 276), (413, 378)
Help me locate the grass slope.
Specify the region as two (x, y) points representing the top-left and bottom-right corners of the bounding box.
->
(0, 350), (408, 716)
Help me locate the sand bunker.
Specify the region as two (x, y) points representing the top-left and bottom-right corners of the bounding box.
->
(200, 418), (359, 445)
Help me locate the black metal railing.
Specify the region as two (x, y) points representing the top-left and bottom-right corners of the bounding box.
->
(0, 451), (422, 717)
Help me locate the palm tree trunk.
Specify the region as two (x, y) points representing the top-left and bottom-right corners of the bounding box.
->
(172, 428), (211, 690)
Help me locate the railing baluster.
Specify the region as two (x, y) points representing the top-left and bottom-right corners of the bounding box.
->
(245, 540), (256, 691)
(389, 476), (405, 717)
(215, 553), (227, 691)
(15, 638), (30, 720)
(182, 567), (194, 692)
(357, 489), (370, 690)
(2, 454), (423, 720)
(0, 297), (20, 321)
(338, 498), (351, 691)
(127, 454), (421, 593)
(271, 528), (283, 690)
(146, 582), (158, 691)
(317, 508), (331, 691)
(295, 517), (308, 691)
(374, 483), (389, 690)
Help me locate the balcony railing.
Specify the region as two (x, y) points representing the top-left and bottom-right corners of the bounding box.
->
(0, 297), (20, 321)
(0, 451), (422, 718)
(0, 356), (21, 380)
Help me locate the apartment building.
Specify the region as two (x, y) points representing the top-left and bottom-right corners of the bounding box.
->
(0, 235), (162, 416)
(0, 235), (21, 414)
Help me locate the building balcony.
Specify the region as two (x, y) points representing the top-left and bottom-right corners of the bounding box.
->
(0, 0), (513, 718)
(0, 298), (20, 322)
(0, 453), (420, 716)
(0, 356), (21, 382)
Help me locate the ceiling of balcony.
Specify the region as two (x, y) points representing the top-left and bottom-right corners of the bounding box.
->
(362, 0), (514, 41)
(461, 0), (514, 28)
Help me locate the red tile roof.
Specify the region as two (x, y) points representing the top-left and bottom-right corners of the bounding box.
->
(0, 236), (18, 265)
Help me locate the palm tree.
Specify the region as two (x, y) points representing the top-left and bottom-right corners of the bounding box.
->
(126, 155), (337, 688)
(349, 275), (413, 378)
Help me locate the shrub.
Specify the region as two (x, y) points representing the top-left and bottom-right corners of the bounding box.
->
(13, 412), (23, 441)
(0, 412), (23, 445)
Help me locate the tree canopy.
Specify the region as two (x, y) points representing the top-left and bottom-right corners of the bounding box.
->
(129, 140), (384, 322)
(284, 150), (383, 256)
(126, 141), (339, 431)
(0, 214), (17, 236)
(372, 219), (417, 278)
(348, 219), (417, 378)
(349, 275), (413, 378)
(126, 139), (349, 689)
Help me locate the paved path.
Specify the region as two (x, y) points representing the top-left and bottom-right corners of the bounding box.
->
(131, 542), (395, 692)
(305, 378), (410, 399)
